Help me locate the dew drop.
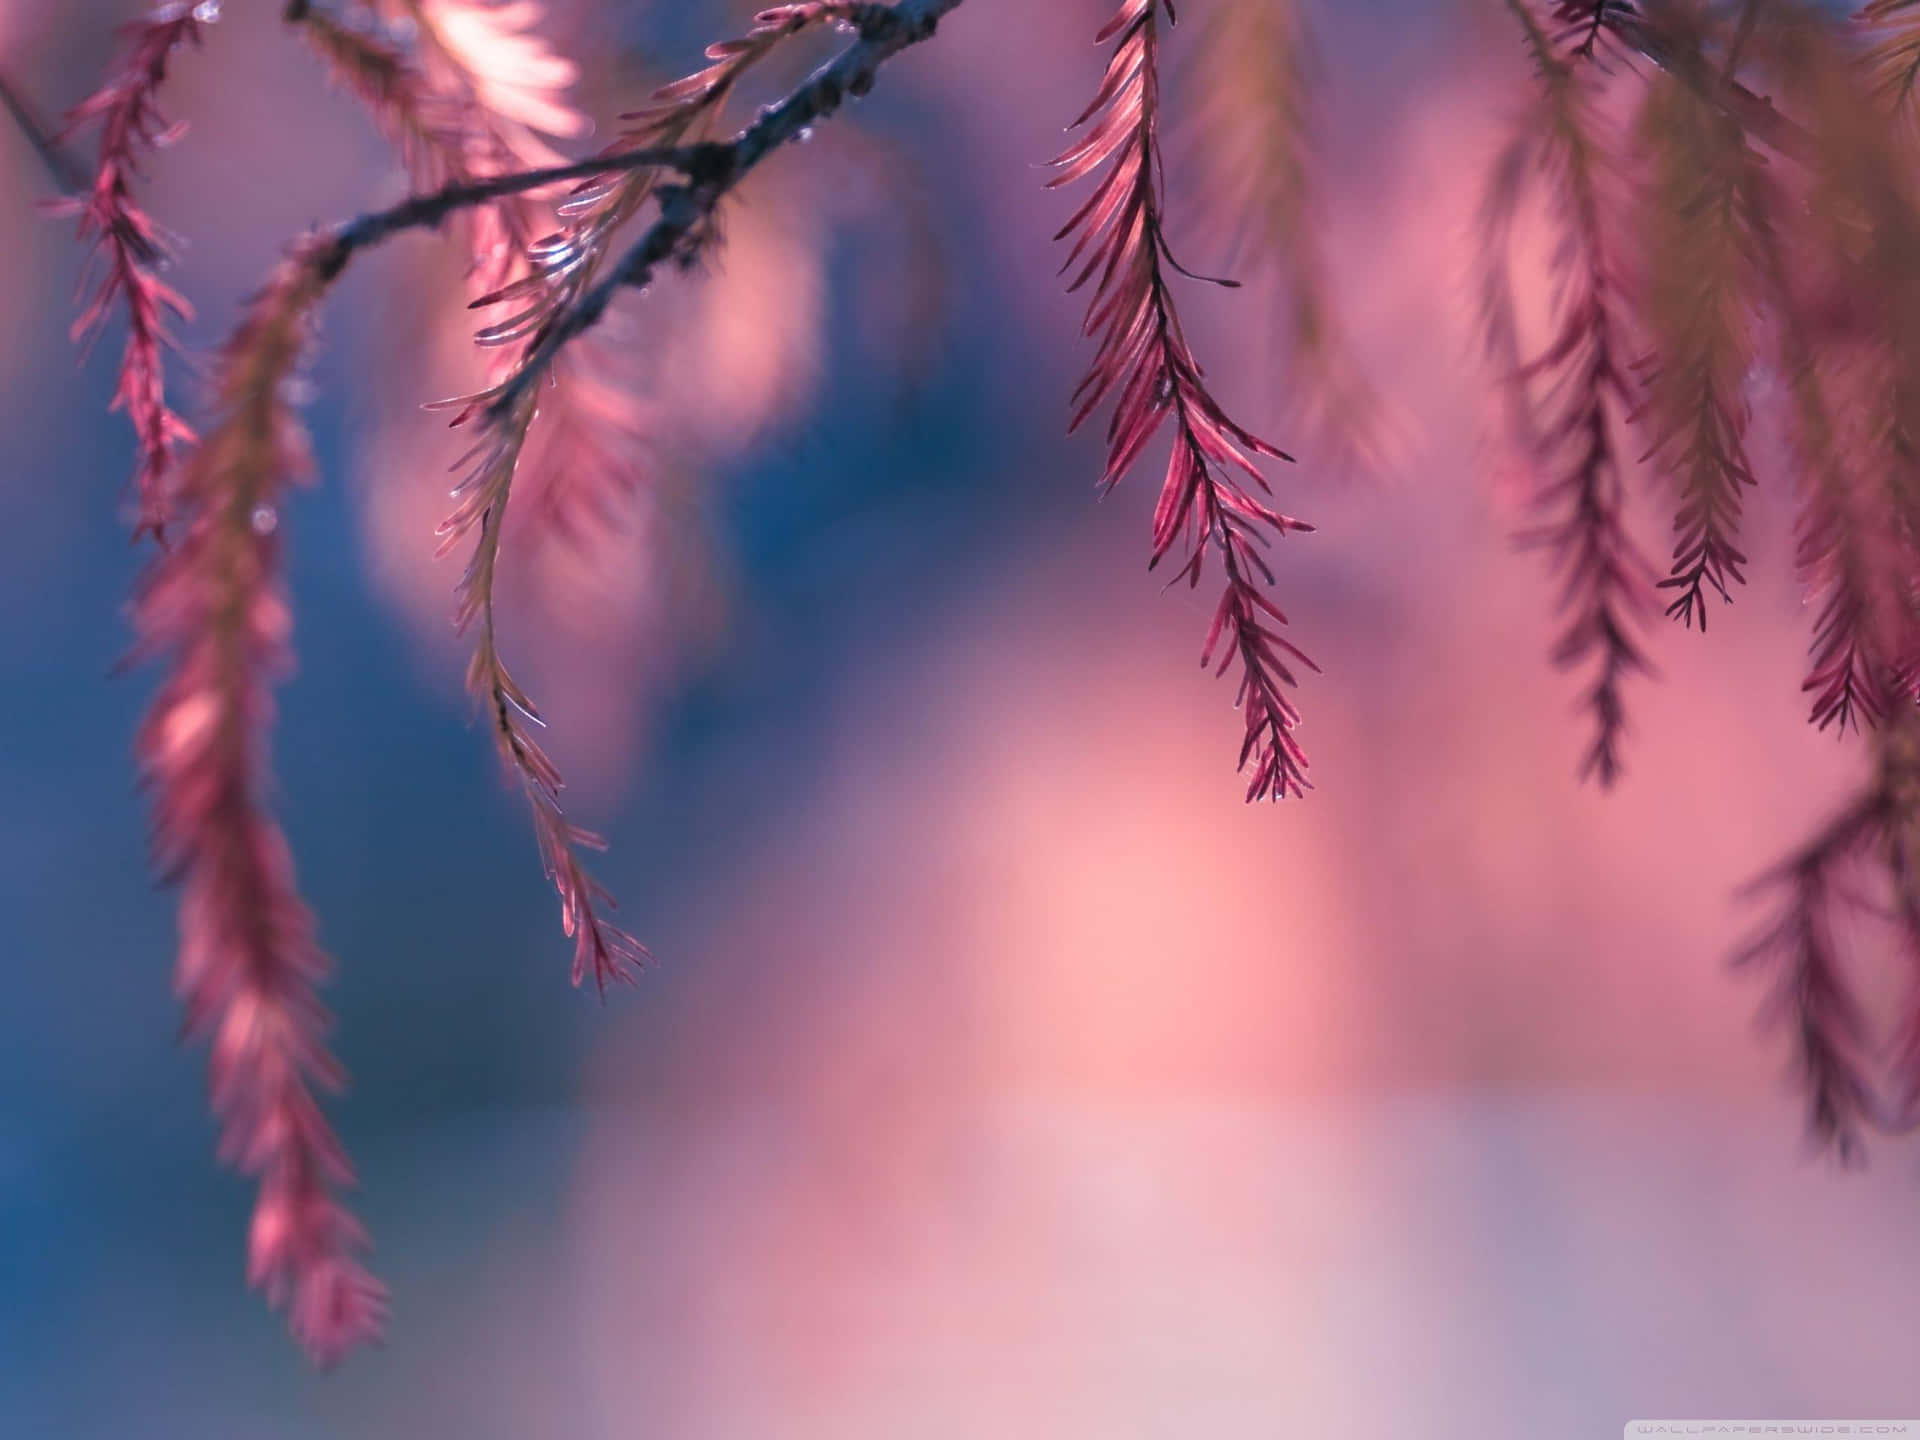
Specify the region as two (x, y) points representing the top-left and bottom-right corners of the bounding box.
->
(192, 0), (221, 22)
(250, 504), (278, 536)
(796, 125), (815, 143)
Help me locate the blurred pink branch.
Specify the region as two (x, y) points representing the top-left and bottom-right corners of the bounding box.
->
(135, 241), (387, 1368)
(1494, 0), (1658, 787)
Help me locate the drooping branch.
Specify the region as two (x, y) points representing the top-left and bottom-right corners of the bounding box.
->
(1735, 784), (1890, 1167)
(1627, 9), (1767, 632)
(1719, 3), (1920, 1165)
(135, 240), (387, 1368)
(404, 0), (967, 990)
(1736, 708), (1920, 1163)
(1052, 0), (1316, 803)
(1490, 0), (1658, 787)
(56, 4), (212, 544)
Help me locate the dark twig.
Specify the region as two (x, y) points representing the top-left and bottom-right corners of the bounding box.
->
(312, 142), (712, 281)
(484, 0), (968, 426)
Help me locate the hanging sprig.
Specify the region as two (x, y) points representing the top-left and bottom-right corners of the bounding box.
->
(1735, 704), (1920, 1163)
(133, 238), (388, 1366)
(1707, 0), (1920, 1162)
(1053, 0), (1316, 802)
(1733, 785), (1890, 1167)
(1486, 0), (1657, 786)
(431, 388), (649, 993)
(57, 2), (215, 544)
(423, 4), (879, 990)
(284, 0), (644, 989)
(1628, 44), (1767, 632)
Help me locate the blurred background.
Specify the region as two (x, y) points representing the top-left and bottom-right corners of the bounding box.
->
(4, 0), (1920, 1434)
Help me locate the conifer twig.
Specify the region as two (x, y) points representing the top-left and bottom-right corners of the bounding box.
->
(136, 240), (387, 1369)
(1492, 0), (1657, 786)
(1051, 0), (1316, 802)
(429, 0), (965, 987)
(1627, 12), (1766, 632)
(55, 4), (212, 544)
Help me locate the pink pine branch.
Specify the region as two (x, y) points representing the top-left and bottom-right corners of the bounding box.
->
(1734, 808), (1884, 1166)
(433, 390), (648, 995)
(1725, 8), (1920, 1162)
(1510, 268), (1656, 785)
(58, 3), (213, 545)
(1735, 709), (1920, 1163)
(423, 0), (964, 982)
(1644, 368), (1755, 632)
(1053, 0), (1315, 801)
(135, 240), (387, 1365)
(1626, 26), (1769, 634)
(1793, 448), (1908, 734)
(1493, 0), (1658, 787)
(1742, 55), (1920, 736)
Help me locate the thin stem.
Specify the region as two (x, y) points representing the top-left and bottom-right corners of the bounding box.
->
(315, 142), (713, 277)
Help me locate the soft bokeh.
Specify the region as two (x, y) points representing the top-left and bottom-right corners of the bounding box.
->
(3, 1), (1919, 1435)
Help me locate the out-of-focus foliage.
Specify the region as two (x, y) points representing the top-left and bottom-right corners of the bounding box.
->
(28, 0), (1920, 1366)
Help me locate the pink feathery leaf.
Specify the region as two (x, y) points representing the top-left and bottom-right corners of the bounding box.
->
(134, 240), (387, 1365)
(1485, 1), (1658, 787)
(59, 2), (213, 545)
(1054, 0), (1313, 802)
